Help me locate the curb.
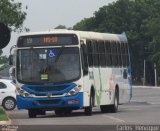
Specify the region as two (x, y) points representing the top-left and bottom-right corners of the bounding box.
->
(0, 119), (11, 125)
(0, 110), (12, 125)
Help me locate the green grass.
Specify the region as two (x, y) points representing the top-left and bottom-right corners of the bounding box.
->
(0, 107), (8, 121)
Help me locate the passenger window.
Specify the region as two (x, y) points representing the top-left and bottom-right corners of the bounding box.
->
(121, 42), (126, 67)
(111, 41), (117, 67)
(105, 41), (112, 66)
(0, 82), (7, 89)
(125, 43), (129, 66)
(81, 43), (89, 75)
(117, 42), (122, 67)
(98, 41), (106, 67)
(86, 40), (93, 67)
(93, 41), (99, 67)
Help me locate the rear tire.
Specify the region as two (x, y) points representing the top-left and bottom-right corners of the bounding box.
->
(100, 105), (110, 113)
(110, 89), (119, 113)
(100, 89), (119, 113)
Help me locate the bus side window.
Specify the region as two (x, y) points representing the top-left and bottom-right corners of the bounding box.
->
(111, 41), (116, 67)
(93, 41), (99, 67)
(123, 42), (128, 67)
(121, 42), (126, 67)
(105, 41), (112, 66)
(86, 40), (93, 67)
(110, 42), (113, 67)
(117, 41), (122, 67)
(114, 42), (118, 67)
(125, 43), (129, 66)
(119, 42), (123, 67)
(98, 41), (106, 67)
(115, 41), (119, 67)
(81, 43), (89, 76)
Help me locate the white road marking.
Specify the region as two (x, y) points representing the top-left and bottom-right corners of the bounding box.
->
(102, 115), (125, 123)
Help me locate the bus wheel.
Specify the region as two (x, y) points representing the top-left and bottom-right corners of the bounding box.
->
(64, 109), (72, 115)
(55, 109), (64, 116)
(100, 105), (110, 113)
(110, 89), (119, 113)
(84, 94), (94, 116)
(28, 109), (37, 118)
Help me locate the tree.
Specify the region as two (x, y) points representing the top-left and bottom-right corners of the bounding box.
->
(0, 50), (8, 64)
(0, 0), (28, 32)
(73, 17), (96, 31)
(55, 25), (67, 29)
(73, 0), (160, 85)
(54, 25), (72, 30)
(0, 0), (28, 76)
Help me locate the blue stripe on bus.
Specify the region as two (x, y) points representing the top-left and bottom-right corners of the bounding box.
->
(17, 92), (83, 109)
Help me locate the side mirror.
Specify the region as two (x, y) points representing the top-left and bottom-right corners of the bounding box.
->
(9, 55), (13, 65)
(9, 66), (15, 80)
(123, 69), (127, 79)
(0, 23), (11, 49)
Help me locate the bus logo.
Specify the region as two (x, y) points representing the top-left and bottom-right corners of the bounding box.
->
(47, 93), (52, 97)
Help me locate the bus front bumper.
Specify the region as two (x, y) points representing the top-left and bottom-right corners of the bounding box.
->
(16, 92), (83, 110)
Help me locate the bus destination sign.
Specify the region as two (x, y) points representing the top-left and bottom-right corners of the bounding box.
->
(17, 34), (78, 47)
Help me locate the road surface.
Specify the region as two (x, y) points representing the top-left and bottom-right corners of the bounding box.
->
(4, 87), (160, 130)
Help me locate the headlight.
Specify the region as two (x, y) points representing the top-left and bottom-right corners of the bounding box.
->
(66, 85), (82, 96)
(16, 87), (33, 97)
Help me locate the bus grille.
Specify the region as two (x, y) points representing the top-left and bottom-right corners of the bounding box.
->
(38, 99), (60, 105)
(22, 83), (76, 96)
(28, 86), (67, 92)
(34, 93), (63, 96)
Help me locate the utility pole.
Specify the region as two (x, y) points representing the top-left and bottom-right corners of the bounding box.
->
(154, 63), (157, 87)
(143, 59), (146, 86)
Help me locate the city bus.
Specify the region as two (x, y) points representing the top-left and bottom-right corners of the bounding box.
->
(10, 30), (132, 118)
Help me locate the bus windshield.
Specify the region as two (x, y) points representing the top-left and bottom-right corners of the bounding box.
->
(17, 47), (81, 84)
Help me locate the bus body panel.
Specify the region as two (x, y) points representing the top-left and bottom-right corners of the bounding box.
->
(12, 30), (132, 114)
(82, 75), (90, 107)
(17, 92), (83, 110)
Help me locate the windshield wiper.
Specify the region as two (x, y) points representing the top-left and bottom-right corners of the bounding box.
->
(54, 46), (65, 63)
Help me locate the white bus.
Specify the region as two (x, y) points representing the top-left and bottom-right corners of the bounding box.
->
(10, 30), (132, 118)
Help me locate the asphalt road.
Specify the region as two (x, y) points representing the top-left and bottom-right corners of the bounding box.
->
(4, 87), (160, 130)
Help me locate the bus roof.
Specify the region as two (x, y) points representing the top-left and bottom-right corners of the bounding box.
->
(18, 30), (128, 43)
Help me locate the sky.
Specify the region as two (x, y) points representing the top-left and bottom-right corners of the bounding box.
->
(3, 0), (117, 56)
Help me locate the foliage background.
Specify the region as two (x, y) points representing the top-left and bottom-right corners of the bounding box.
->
(73, 0), (160, 85)
(0, 0), (27, 77)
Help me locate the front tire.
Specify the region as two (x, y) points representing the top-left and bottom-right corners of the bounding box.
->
(64, 109), (72, 115)
(28, 109), (37, 118)
(84, 94), (94, 116)
(55, 109), (64, 116)
(2, 97), (16, 111)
